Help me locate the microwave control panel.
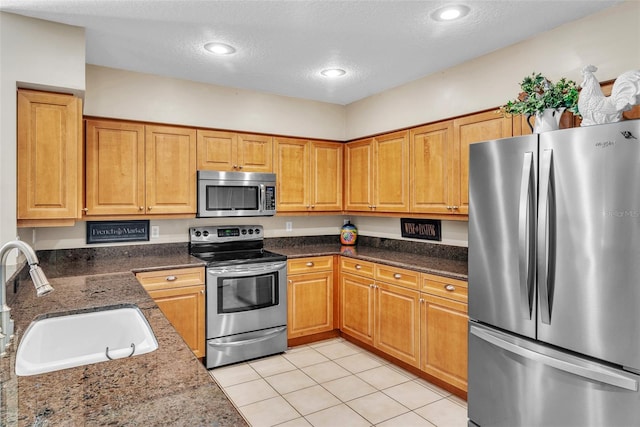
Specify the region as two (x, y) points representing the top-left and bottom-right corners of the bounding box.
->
(265, 186), (276, 210)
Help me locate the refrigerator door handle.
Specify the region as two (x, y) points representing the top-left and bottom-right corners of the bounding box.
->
(518, 151), (535, 319)
(470, 325), (639, 391)
(537, 148), (555, 324)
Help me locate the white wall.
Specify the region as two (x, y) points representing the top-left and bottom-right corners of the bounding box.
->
(345, 1), (640, 139)
(0, 13), (85, 262)
(85, 65), (346, 141)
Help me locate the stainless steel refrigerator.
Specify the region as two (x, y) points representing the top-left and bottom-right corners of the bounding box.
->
(468, 120), (640, 426)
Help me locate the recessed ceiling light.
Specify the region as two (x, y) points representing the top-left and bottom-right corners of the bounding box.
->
(431, 5), (470, 21)
(321, 68), (346, 78)
(204, 42), (236, 55)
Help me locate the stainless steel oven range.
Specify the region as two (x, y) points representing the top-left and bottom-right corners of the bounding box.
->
(189, 225), (287, 369)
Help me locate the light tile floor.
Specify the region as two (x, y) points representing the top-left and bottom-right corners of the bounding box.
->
(209, 338), (468, 427)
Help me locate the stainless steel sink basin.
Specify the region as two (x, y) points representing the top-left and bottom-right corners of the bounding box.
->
(15, 304), (158, 376)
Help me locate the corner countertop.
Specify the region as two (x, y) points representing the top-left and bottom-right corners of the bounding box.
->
(1, 248), (246, 427)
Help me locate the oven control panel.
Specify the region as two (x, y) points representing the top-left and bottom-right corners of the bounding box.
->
(190, 225), (263, 243)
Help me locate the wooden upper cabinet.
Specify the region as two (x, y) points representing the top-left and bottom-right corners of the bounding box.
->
(374, 131), (410, 212)
(275, 138), (343, 212)
(17, 89), (82, 224)
(197, 130), (273, 172)
(275, 137), (310, 211)
(410, 121), (455, 214)
(145, 125), (197, 214)
(454, 110), (513, 215)
(344, 138), (374, 211)
(310, 141), (343, 211)
(85, 120), (196, 216)
(86, 120), (146, 215)
(345, 131), (409, 213)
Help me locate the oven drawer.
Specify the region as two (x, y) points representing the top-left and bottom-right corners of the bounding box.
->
(136, 267), (205, 292)
(288, 256), (333, 274)
(206, 326), (287, 368)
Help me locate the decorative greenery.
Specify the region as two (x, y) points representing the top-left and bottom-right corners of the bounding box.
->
(501, 72), (581, 117)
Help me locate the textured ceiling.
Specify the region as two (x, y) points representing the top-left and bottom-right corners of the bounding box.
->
(0, 0), (622, 105)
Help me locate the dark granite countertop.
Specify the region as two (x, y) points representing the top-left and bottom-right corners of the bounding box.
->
(1, 244), (246, 427)
(266, 236), (468, 280)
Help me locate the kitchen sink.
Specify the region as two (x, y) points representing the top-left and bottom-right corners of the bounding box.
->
(15, 304), (158, 376)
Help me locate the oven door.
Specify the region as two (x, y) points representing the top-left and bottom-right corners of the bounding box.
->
(206, 261), (287, 338)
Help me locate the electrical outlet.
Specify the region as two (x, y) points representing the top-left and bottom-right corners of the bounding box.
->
(285, 221), (293, 232)
(151, 226), (160, 238)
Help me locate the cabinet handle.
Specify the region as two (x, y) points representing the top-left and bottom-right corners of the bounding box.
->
(393, 273), (402, 279)
(200, 289), (205, 294)
(166, 275), (177, 282)
(306, 262), (314, 267)
(453, 206), (459, 210)
(445, 284), (455, 292)
(419, 298), (425, 303)
(369, 284), (375, 288)
(311, 205), (315, 208)
(147, 206), (152, 211)
(82, 208), (88, 213)
(238, 165), (243, 170)
(355, 264), (362, 270)
(233, 164), (238, 169)
(139, 206), (144, 211)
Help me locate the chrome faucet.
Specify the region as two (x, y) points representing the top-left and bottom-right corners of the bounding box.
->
(0, 240), (53, 356)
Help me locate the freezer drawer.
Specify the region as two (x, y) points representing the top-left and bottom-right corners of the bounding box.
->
(469, 323), (640, 427)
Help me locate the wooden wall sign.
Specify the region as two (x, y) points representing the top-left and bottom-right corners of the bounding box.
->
(400, 218), (441, 241)
(87, 220), (150, 244)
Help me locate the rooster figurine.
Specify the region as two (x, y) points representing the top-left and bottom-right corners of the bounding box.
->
(578, 65), (640, 126)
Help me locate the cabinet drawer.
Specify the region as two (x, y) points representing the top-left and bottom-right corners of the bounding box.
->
(136, 267), (205, 291)
(374, 264), (420, 289)
(340, 258), (374, 278)
(288, 256), (333, 274)
(421, 273), (468, 303)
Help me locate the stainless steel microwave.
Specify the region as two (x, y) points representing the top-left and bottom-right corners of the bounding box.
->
(197, 170), (276, 217)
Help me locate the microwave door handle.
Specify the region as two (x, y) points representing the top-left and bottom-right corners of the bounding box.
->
(259, 184), (265, 214)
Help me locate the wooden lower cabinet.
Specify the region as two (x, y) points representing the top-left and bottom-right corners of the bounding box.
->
(287, 256), (335, 339)
(136, 267), (206, 358)
(340, 272), (375, 345)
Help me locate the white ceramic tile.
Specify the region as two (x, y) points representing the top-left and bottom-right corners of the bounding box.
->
(415, 398), (468, 427)
(301, 360), (352, 384)
(274, 417), (312, 427)
(240, 396), (301, 427)
(382, 381), (444, 410)
(333, 351), (384, 373)
(356, 365), (412, 390)
(283, 348), (330, 368)
(265, 369), (317, 395)
(413, 377), (451, 398)
(308, 337), (346, 349)
(282, 384), (341, 416)
(250, 354), (298, 377)
(313, 341), (361, 359)
(447, 394), (468, 409)
(209, 362), (260, 387)
(347, 391), (409, 424)
(321, 375), (377, 402)
(377, 411), (437, 427)
(224, 378), (278, 407)
(303, 403), (370, 427)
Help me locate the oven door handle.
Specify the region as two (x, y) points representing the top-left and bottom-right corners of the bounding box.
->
(207, 261), (287, 277)
(208, 326), (287, 347)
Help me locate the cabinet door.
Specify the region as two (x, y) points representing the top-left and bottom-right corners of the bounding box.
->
(274, 137), (310, 211)
(374, 131), (409, 212)
(410, 121), (455, 214)
(454, 111), (512, 214)
(238, 133), (273, 172)
(340, 272), (375, 345)
(344, 138), (373, 211)
(17, 90), (82, 221)
(196, 130), (237, 171)
(310, 141), (343, 211)
(145, 125), (197, 214)
(420, 293), (468, 392)
(85, 120), (146, 215)
(287, 271), (333, 338)
(148, 284), (206, 358)
(375, 282), (420, 368)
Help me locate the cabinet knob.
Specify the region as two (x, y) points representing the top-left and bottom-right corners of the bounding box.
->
(419, 298), (425, 303)
(355, 264), (362, 270)
(166, 275), (177, 282)
(238, 165), (243, 170)
(445, 284), (455, 292)
(82, 208), (89, 213)
(139, 206), (144, 211)
(311, 205), (315, 209)
(233, 164), (238, 169)
(393, 273), (402, 279)
(147, 206), (152, 211)
(369, 284), (375, 288)
(452, 206), (459, 210)
(200, 289), (205, 294)
(305, 262), (314, 267)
